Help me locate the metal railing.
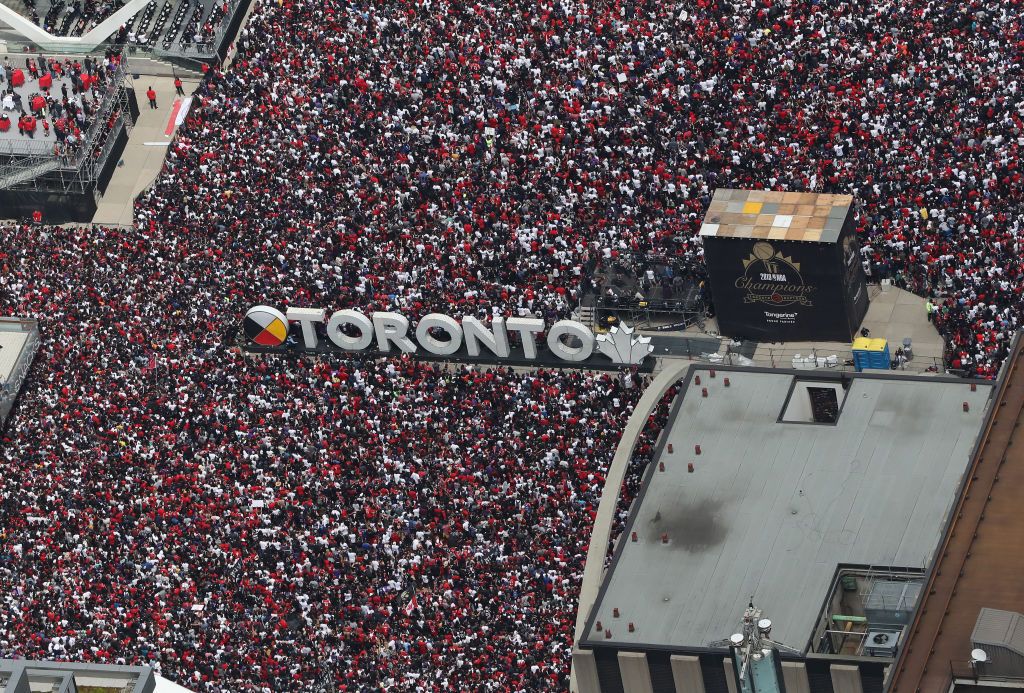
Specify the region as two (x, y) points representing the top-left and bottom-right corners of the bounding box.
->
(744, 345), (948, 375)
(0, 138), (61, 189)
(0, 59), (131, 191)
(0, 137), (55, 158)
(657, 339), (954, 376)
(947, 659), (1024, 688)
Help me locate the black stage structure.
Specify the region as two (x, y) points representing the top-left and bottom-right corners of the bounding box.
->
(0, 60), (135, 223)
(582, 252), (709, 331)
(700, 189), (869, 343)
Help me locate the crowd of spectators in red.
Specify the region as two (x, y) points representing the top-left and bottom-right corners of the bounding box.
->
(139, 0), (1024, 377)
(1, 0), (1024, 689)
(0, 219), (644, 689)
(0, 220), (646, 691)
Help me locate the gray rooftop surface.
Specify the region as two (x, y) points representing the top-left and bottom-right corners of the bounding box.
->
(583, 370), (993, 652)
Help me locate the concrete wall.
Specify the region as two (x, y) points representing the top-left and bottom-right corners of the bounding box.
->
(573, 648), (601, 693)
(618, 651), (653, 693)
(830, 663), (864, 693)
(573, 649), (886, 693)
(781, 661), (812, 693)
(670, 655), (704, 693)
(723, 658), (738, 693)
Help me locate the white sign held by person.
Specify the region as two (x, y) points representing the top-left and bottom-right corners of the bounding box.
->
(242, 306), (654, 366)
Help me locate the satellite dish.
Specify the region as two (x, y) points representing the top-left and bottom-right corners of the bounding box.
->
(730, 633), (745, 646)
(758, 618), (772, 633)
(971, 648), (989, 663)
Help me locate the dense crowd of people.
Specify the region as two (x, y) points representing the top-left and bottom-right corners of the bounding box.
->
(139, 0), (1024, 376)
(0, 220), (646, 690)
(2, 0), (1024, 689)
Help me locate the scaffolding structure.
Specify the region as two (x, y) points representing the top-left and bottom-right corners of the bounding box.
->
(593, 293), (708, 331)
(0, 59), (134, 197)
(582, 250), (710, 331)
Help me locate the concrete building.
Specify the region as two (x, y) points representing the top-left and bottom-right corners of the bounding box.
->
(0, 659), (196, 692)
(890, 338), (1024, 693)
(574, 365), (997, 693)
(0, 659), (154, 692)
(0, 316), (39, 429)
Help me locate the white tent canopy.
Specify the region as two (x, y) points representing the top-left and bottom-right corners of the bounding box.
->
(154, 675), (196, 693)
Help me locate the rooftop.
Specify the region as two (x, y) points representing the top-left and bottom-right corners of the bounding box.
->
(0, 329), (28, 384)
(582, 368), (993, 654)
(699, 188), (853, 243)
(891, 340), (1024, 692)
(0, 659), (158, 693)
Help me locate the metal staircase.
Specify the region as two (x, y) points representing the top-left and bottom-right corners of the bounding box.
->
(0, 60), (133, 195)
(0, 156), (59, 189)
(575, 303), (597, 331)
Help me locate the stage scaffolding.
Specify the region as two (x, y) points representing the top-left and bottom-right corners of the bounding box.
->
(593, 294), (708, 331)
(582, 251), (710, 331)
(0, 60), (134, 198)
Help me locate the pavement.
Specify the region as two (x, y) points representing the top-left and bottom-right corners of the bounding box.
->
(648, 333), (723, 360)
(747, 284), (944, 371)
(638, 285), (945, 374)
(859, 282), (944, 361)
(91, 74), (198, 225)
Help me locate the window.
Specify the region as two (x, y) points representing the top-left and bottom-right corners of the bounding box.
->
(808, 387), (839, 423)
(780, 378), (847, 424)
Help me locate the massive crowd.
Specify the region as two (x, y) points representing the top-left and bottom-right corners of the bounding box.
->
(0, 220), (645, 689)
(139, 0), (1024, 376)
(1, 0), (1024, 689)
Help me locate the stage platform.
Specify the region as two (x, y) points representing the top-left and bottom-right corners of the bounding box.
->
(582, 252), (708, 330)
(0, 70), (85, 151)
(0, 57), (135, 221)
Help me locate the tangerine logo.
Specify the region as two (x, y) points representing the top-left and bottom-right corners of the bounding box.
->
(244, 306), (289, 346)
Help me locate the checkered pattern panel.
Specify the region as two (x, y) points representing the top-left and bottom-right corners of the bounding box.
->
(700, 189), (853, 243)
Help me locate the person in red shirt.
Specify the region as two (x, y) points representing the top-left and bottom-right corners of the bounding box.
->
(146, 86), (157, 109)
(0, 114), (9, 132)
(39, 72), (52, 91)
(18, 113), (36, 138)
(174, 76), (184, 96)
